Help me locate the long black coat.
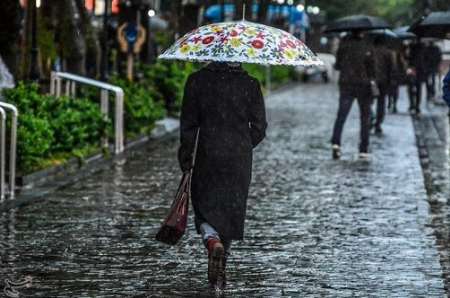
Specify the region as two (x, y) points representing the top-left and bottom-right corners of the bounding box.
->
(178, 62), (267, 240)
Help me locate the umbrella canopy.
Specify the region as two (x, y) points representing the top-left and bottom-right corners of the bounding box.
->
(324, 15), (390, 33)
(367, 29), (398, 39)
(158, 21), (322, 66)
(393, 26), (416, 40)
(409, 11), (450, 39)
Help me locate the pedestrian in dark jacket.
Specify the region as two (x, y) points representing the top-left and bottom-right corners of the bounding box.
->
(373, 36), (394, 134)
(425, 42), (443, 102)
(409, 41), (427, 115)
(178, 61), (267, 289)
(388, 44), (408, 114)
(331, 32), (376, 159)
(443, 69), (450, 107)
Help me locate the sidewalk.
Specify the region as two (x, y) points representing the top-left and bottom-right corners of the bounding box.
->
(0, 83), (446, 297)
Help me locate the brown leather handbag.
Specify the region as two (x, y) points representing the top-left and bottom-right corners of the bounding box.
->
(155, 129), (199, 245)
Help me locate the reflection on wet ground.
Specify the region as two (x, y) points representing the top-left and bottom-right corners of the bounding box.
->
(0, 84), (447, 297)
(413, 102), (450, 294)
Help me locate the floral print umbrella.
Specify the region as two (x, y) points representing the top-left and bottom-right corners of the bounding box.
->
(159, 21), (322, 66)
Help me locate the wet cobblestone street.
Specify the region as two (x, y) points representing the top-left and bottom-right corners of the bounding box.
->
(0, 83), (447, 297)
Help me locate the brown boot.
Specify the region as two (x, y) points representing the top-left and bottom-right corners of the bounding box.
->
(207, 238), (225, 289)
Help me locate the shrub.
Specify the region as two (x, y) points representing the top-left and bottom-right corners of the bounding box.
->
(141, 61), (199, 112)
(46, 96), (109, 152)
(110, 76), (166, 136)
(16, 114), (54, 172)
(2, 82), (109, 173)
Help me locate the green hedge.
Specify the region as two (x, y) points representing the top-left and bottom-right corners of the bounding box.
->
(2, 83), (108, 173)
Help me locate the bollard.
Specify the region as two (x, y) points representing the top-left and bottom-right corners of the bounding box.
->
(0, 102), (18, 199)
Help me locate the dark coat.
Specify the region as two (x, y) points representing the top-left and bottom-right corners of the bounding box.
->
(409, 42), (428, 81)
(391, 49), (408, 86)
(335, 35), (376, 90)
(178, 62), (267, 240)
(373, 45), (393, 87)
(425, 44), (442, 74)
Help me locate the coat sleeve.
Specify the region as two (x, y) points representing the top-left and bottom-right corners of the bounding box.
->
(249, 79), (267, 148)
(178, 75), (200, 172)
(443, 70), (450, 107)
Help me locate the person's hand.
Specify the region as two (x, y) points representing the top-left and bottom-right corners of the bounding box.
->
(406, 68), (416, 76)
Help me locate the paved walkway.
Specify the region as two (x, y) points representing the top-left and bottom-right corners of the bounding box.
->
(0, 83), (447, 297)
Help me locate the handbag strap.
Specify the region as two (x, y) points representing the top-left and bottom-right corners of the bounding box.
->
(191, 128), (200, 169)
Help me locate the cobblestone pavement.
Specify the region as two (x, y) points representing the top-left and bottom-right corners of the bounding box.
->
(0, 83), (447, 297)
(413, 99), (450, 294)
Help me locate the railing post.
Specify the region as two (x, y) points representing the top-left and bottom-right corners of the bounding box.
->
(70, 81), (76, 97)
(56, 77), (62, 97)
(65, 81), (71, 96)
(0, 108), (5, 201)
(100, 90), (109, 149)
(0, 103), (18, 199)
(50, 72), (56, 95)
(115, 90), (124, 154)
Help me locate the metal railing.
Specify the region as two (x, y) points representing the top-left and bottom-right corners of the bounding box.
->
(0, 102), (18, 201)
(50, 72), (124, 154)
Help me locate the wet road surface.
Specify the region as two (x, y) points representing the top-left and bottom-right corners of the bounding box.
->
(0, 83), (447, 297)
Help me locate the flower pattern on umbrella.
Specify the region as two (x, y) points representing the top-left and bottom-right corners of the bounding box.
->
(159, 21), (322, 66)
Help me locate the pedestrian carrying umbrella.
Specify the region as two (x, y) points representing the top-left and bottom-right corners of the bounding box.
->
(324, 15), (390, 33)
(393, 26), (416, 40)
(159, 20), (322, 66)
(409, 11), (450, 39)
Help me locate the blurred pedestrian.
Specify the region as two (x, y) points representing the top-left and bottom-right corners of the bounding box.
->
(373, 36), (393, 134)
(178, 62), (267, 290)
(425, 41), (443, 102)
(331, 31), (376, 159)
(443, 68), (450, 107)
(408, 40), (427, 115)
(388, 44), (408, 114)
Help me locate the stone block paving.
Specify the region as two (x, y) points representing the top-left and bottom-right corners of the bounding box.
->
(0, 83), (447, 297)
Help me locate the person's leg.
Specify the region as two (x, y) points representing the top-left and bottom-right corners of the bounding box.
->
(393, 85), (399, 113)
(431, 72), (436, 99)
(331, 91), (354, 146)
(357, 90), (372, 153)
(200, 222), (226, 289)
(407, 82), (415, 112)
(200, 222), (220, 245)
(375, 87), (387, 132)
(416, 80), (422, 114)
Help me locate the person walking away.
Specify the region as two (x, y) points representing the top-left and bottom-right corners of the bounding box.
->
(388, 43), (408, 114)
(178, 62), (267, 290)
(408, 40), (427, 115)
(373, 36), (393, 134)
(425, 41), (443, 102)
(443, 68), (450, 107)
(331, 31), (376, 159)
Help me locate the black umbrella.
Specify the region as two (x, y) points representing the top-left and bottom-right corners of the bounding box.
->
(368, 29), (398, 39)
(324, 15), (390, 33)
(409, 11), (450, 39)
(393, 26), (416, 40)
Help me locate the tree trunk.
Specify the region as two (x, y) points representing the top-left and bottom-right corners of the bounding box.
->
(0, 0), (22, 78)
(257, 0), (270, 23)
(75, 0), (100, 78)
